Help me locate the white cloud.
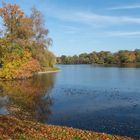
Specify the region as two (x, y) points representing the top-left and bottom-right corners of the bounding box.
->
(100, 31), (140, 38)
(46, 7), (140, 26)
(108, 4), (140, 10)
(44, 3), (140, 39)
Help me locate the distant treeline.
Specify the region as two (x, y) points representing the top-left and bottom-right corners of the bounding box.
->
(57, 50), (140, 64)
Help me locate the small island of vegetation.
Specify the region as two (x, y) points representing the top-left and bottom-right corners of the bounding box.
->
(0, 2), (56, 80)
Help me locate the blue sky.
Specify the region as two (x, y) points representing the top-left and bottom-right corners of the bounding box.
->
(1, 0), (140, 56)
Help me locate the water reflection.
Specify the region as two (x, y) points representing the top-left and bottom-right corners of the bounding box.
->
(0, 73), (56, 121)
(92, 63), (140, 68)
(0, 65), (140, 138)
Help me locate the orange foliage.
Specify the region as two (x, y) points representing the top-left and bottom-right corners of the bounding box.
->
(127, 52), (136, 63)
(0, 49), (41, 80)
(14, 59), (41, 79)
(0, 3), (33, 41)
(0, 3), (55, 80)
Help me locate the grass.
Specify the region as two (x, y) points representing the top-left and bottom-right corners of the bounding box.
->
(0, 115), (135, 140)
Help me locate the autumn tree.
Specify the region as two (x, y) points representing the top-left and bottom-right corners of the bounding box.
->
(135, 49), (140, 62)
(30, 7), (55, 69)
(31, 7), (51, 46)
(0, 2), (33, 42)
(57, 50), (139, 65)
(0, 2), (55, 80)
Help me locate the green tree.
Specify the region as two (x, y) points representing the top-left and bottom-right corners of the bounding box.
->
(135, 49), (140, 62)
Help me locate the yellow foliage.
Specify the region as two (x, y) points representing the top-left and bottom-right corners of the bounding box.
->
(0, 49), (41, 80)
(0, 3), (55, 80)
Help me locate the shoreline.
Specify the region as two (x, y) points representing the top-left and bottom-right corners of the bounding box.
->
(37, 70), (61, 74)
(0, 115), (134, 140)
(57, 63), (140, 68)
(0, 68), (61, 81)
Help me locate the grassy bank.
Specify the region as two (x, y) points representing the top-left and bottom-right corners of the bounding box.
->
(37, 67), (60, 74)
(0, 116), (134, 140)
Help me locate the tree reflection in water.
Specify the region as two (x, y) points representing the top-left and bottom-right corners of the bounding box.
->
(0, 73), (56, 122)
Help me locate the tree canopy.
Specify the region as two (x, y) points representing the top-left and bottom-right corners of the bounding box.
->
(0, 2), (56, 80)
(57, 50), (140, 65)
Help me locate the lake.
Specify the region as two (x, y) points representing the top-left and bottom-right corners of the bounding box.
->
(0, 64), (140, 138)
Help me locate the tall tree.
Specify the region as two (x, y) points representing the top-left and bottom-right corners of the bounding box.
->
(135, 49), (140, 62)
(30, 7), (52, 48)
(30, 7), (55, 68)
(0, 3), (33, 42)
(0, 2), (56, 80)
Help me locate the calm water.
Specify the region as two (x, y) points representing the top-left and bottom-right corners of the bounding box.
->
(0, 65), (140, 138)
